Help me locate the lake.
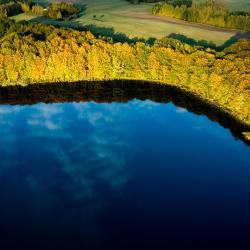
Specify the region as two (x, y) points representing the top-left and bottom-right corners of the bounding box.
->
(0, 82), (249, 249)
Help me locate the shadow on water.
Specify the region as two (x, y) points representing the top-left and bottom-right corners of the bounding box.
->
(0, 80), (249, 145)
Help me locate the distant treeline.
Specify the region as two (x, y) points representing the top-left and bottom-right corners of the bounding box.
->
(0, 1), (22, 17)
(129, 0), (161, 4)
(129, 0), (192, 5)
(152, 0), (250, 31)
(0, 1), (80, 20)
(0, 18), (249, 126)
(130, 0), (191, 4)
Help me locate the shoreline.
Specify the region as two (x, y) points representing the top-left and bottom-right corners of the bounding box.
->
(0, 80), (249, 145)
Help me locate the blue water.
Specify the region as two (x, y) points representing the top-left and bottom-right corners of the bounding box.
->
(0, 100), (249, 249)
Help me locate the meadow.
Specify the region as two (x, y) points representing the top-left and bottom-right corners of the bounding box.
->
(12, 0), (250, 46)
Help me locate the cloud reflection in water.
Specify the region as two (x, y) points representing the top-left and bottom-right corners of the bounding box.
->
(0, 102), (134, 201)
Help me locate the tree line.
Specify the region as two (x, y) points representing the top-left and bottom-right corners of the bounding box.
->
(129, 0), (192, 5)
(0, 18), (249, 127)
(0, 1), (80, 20)
(0, 1), (22, 18)
(152, 0), (250, 31)
(46, 3), (80, 20)
(129, 0), (161, 4)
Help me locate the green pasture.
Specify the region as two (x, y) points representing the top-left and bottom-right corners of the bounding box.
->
(12, 0), (250, 46)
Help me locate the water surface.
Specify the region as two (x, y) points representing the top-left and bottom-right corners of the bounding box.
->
(0, 83), (249, 249)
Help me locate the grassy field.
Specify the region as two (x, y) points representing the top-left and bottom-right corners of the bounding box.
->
(12, 0), (250, 46)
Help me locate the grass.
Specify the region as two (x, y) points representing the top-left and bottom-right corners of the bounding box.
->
(12, 0), (250, 46)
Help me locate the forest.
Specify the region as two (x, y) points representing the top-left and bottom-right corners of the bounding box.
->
(0, 0), (80, 20)
(152, 0), (250, 31)
(0, 18), (249, 129)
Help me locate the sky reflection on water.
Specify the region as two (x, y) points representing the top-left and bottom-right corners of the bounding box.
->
(0, 100), (249, 249)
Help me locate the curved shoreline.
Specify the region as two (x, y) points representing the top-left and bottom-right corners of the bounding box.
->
(0, 21), (249, 137)
(0, 80), (249, 145)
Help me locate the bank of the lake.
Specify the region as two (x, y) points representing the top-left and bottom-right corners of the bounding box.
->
(0, 20), (249, 132)
(0, 81), (249, 144)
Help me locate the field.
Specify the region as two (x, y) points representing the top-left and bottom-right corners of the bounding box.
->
(12, 0), (250, 46)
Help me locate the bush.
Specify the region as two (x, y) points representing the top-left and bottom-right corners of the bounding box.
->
(0, 2), (22, 17)
(20, 2), (30, 13)
(47, 3), (80, 20)
(0, 7), (7, 18)
(31, 4), (44, 15)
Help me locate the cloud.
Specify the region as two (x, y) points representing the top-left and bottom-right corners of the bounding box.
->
(176, 107), (188, 113)
(27, 104), (65, 131)
(0, 106), (23, 114)
(73, 102), (114, 125)
(21, 102), (132, 200)
(0, 106), (24, 126)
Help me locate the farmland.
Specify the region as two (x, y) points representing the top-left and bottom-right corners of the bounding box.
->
(12, 0), (250, 46)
